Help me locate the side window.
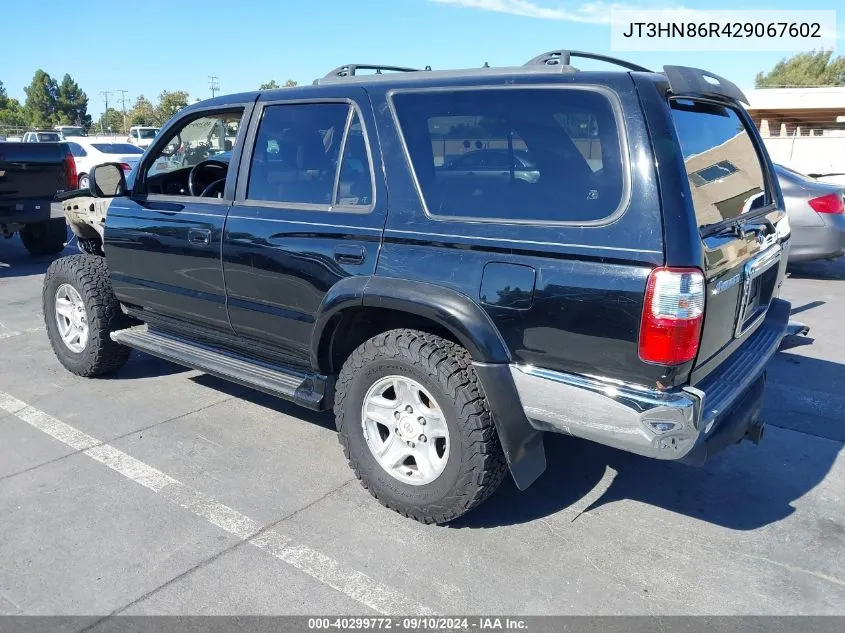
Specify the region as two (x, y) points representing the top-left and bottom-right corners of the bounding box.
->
(392, 88), (625, 223)
(246, 103), (349, 206)
(335, 112), (373, 207)
(67, 142), (87, 157)
(143, 110), (243, 182)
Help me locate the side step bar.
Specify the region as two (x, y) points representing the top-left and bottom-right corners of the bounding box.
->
(111, 325), (332, 410)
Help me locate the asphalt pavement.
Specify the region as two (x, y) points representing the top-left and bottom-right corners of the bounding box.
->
(1, 234), (844, 617)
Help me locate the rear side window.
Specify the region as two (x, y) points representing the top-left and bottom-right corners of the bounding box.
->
(247, 103), (373, 209)
(391, 88), (626, 223)
(670, 100), (768, 228)
(67, 142), (87, 157)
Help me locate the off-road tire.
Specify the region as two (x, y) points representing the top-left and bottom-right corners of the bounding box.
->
(43, 254), (131, 377)
(20, 218), (67, 256)
(334, 329), (507, 524)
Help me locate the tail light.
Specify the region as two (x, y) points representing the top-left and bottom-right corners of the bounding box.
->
(639, 267), (705, 365)
(63, 149), (78, 190)
(808, 193), (845, 214)
(119, 162), (132, 172)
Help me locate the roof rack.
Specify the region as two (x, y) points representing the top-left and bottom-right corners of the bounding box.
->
(322, 64), (431, 79)
(525, 50), (652, 73)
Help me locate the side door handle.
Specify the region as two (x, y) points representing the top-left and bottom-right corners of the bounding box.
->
(188, 228), (211, 246)
(334, 244), (365, 265)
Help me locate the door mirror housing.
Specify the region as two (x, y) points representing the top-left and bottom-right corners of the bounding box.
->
(89, 163), (128, 198)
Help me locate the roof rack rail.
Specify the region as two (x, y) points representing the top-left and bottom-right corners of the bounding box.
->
(525, 50), (652, 73)
(322, 64), (431, 79)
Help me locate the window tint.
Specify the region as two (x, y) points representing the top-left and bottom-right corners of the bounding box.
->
(670, 100), (767, 227)
(92, 143), (144, 154)
(393, 88), (625, 223)
(67, 142), (87, 157)
(145, 111), (243, 179)
(247, 103), (349, 206)
(335, 112), (373, 207)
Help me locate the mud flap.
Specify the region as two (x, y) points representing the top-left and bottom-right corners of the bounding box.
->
(473, 362), (547, 490)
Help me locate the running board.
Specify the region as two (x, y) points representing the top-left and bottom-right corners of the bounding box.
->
(111, 325), (332, 410)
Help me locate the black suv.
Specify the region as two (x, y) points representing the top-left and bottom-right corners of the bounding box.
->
(46, 51), (792, 524)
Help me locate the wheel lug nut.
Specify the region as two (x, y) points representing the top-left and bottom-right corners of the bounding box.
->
(405, 405), (413, 413)
(419, 434), (427, 442)
(408, 441), (415, 448)
(394, 411), (401, 419)
(418, 417), (426, 425)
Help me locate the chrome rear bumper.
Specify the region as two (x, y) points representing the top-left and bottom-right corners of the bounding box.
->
(511, 298), (791, 461)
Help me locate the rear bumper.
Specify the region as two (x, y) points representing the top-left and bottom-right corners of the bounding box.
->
(789, 215), (845, 262)
(510, 298), (791, 462)
(0, 199), (59, 227)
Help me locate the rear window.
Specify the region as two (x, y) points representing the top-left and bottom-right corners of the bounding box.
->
(670, 100), (768, 228)
(392, 88), (626, 223)
(91, 143), (144, 154)
(37, 133), (62, 142)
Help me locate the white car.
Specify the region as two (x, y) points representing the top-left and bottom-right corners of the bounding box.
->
(65, 139), (145, 189)
(127, 126), (160, 149)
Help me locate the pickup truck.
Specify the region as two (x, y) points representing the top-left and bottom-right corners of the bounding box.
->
(45, 52), (798, 524)
(0, 141), (76, 255)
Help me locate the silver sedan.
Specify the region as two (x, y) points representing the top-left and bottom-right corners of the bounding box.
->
(776, 164), (845, 263)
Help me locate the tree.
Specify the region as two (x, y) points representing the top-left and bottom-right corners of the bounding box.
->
(128, 94), (155, 126)
(259, 79), (297, 90)
(0, 95), (28, 127)
(55, 74), (91, 128)
(98, 107), (124, 134)
(0, 80), (7, 110)
(24, 69), (59, 127)
(155, 90), (189, 125)
(756, 50), (845, 87)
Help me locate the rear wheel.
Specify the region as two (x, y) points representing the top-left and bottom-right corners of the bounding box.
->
(43, 254), (131, 377)
(20, 219), (67, 256)
(78, 173), (90, 190)
(334, 329), (507, 524)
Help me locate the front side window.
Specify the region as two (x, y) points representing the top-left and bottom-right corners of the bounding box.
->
(144, 111), (243, 179)
(670, 100), (768, 228)
(247, 103), (373, 209)
(392, 88), (626, 223)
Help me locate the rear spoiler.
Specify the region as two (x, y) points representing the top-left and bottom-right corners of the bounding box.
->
(663, 65), (749, 105)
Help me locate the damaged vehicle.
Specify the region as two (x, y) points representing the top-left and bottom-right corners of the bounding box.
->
(46, 51), (798, 523)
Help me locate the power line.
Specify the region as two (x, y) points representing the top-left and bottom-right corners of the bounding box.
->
(209, 75), (219, 98)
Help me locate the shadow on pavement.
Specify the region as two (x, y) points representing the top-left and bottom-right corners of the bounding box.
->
(787, 257), (845, 281)
(0, 230), (73, 280)
(453, 349), (844, 531)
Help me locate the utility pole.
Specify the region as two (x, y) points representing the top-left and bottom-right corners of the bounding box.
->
(99, 90), (112, 135)
(117, 89), (129, 134)
(208, 75), (219, 98)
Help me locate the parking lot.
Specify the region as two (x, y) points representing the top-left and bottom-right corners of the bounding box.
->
(1, 235), (845, 617)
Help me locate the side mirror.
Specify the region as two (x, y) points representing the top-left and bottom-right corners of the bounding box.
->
(89, 163), (128, 198)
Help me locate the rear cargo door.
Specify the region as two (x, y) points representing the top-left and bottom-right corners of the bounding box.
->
(0, 143), (67, 206)
(668, 99), (786, 381)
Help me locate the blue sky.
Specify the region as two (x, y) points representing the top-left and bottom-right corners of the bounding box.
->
(2, 0), (841, 118)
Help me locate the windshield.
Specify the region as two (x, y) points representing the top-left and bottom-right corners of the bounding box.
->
(138, 129), (158, 139)
(91, 143), (144, 155)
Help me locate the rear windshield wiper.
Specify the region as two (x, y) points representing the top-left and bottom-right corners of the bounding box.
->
(700, 207), (777, 239)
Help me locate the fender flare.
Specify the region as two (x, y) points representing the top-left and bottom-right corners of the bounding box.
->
(311, 276), (546, 490)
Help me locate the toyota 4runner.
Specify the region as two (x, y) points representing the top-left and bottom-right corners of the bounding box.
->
(46, 51), (794, 524)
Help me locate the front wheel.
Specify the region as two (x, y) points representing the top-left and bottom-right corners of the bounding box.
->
(334, 329), (507, 524)
(43, 254), (131, 377)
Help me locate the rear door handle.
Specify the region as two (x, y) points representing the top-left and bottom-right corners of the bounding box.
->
(334, 244), (365, 265)
(188, 228), (211, 245)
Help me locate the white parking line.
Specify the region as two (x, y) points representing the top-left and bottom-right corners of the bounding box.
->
(0, 390), (434, 616)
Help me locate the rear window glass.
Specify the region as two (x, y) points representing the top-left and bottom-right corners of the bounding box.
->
(37, 133), (62, 142)
(670, 100), (768, 228)
(91, 143), (144, 154)
(392, 88), (626, 223)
